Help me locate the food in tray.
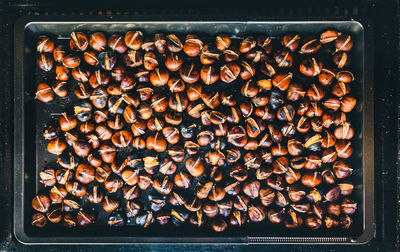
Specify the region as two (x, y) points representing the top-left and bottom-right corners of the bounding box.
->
(32, 29), (357, 232)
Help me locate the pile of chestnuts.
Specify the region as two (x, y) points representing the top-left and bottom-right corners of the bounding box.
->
(33, 29), (357, 232)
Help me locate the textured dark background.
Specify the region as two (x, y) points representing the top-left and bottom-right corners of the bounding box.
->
(0, 0), (398, 251)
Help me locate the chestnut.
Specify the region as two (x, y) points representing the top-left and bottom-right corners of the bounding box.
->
(166, 34), (183, 52)
(272, 72), (292, 91)
(142, 91), (161, 110)
(201, 91), (220, 109)
(37, 35), (54, 53)
(341, 198), (357, 215)
(98, 51), (117, 70)
(189, 211), (205, 227)
(320, 30), (339, 44)
(150, 67), (169, 87)
(55, 65), (70, 81)
(335, 34), (353, 52)
(32, 195), (50, 213)
(234, 194), (250, 212)
(170, 208), (189, 226)
(40, 168), (56, 187)
(153, 176), (174, 195)
(47, 138), (67, 155)
(32, 212), (47, 228)
(53, 45), (66, 63)
(147, 115), (166, 131)
(241, 79), (259, 97)
(188, 101), (205, 119)
(227, 126), (248, 147)
(37, 53), (54, 72)
(111, 130), (133, 148)
(332, 82), (351, 97)
(169, 93), (189, 112)
(257, 35), (272, 53)
(301, 171), (322, 188)
(240, 61), (256, 80)
(65, 181), (86, 197)
(98, 142), (116, 163)
(340, 96), (357, 112)
(124, 31), (143, 50)
(77, 211), (95, 227)
(200, 44), (220, 65)
(277, 104), (295, 121)
(74, 101), (92, 122)
(239, 101), (253, 118)
(251, 93), (269, 107)
(299, 37), (321, 54)
(136, 211), (154, 228)
(152, 33), (166, 53)
(287, 138), (303, 156)
(162, 126), (180, 145)
(75, 164), (95, 184)
(46, 205), (63, 223)
(124, 50), (143, 68)
(227, 106), (241, 123)
(281, 33), (301, 52)
(146, 132), (167, 152)
(208, 184), (226, 202)
(223, 46), (239, 62)
(336, 70), (354, 83)
(216, 34), (231, 51)
(102, 195), (120, 213)
(179, 63), (200, 84)
(300, 57), (322, 77)
(220, 63), (240, 83)
(318, 68), (336, 86)
(211, 218), (228, 232)
(325, 186), (341, 202)
(248, 204), (266, 222)
(108, 34), (127, 53)
(140, 37), (155, 52)
(200, 65), (219, 85)
(69, 32), (88, 51)
(63, 54), (80, 69)
(335, 140), (353, 158)
(89, 32), (107, 51)
(35, 83), (54, 103)
(304, 215), (322, 230)
(239, 36), (256, 53)
(164, 111), (183, 125)
(163, 53), (183, 72)
(167, 77), (185, 93)
(230, 164), (249, 182)
(172, 171), (190, 189)
(52, 81), (68, 98)
(84, 51), (99, 66)
(185, 156), (204, 177)
(86, 185), (104, 204)
(56, 169), (73, 185)
(260, 62), (276, 77)
(338, 181), (354, 196)
(187, 83), (203, 101)
(326, 203), (341, 217)
(242, 180), (260, 199)
(333, 51), (350, 68)
(183, 34), (203, 57)
(274, 49), (293, 68)
(144, 51), (159, 71)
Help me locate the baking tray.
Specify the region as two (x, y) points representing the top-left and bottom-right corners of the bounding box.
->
(13, 16), (374, 245)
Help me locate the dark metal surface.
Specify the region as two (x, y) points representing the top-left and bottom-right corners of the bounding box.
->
(14, 18), (373, 245)
(0, 0), (398, 251)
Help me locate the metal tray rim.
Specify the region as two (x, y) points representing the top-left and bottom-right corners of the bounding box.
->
(13, 15), (374, 245)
